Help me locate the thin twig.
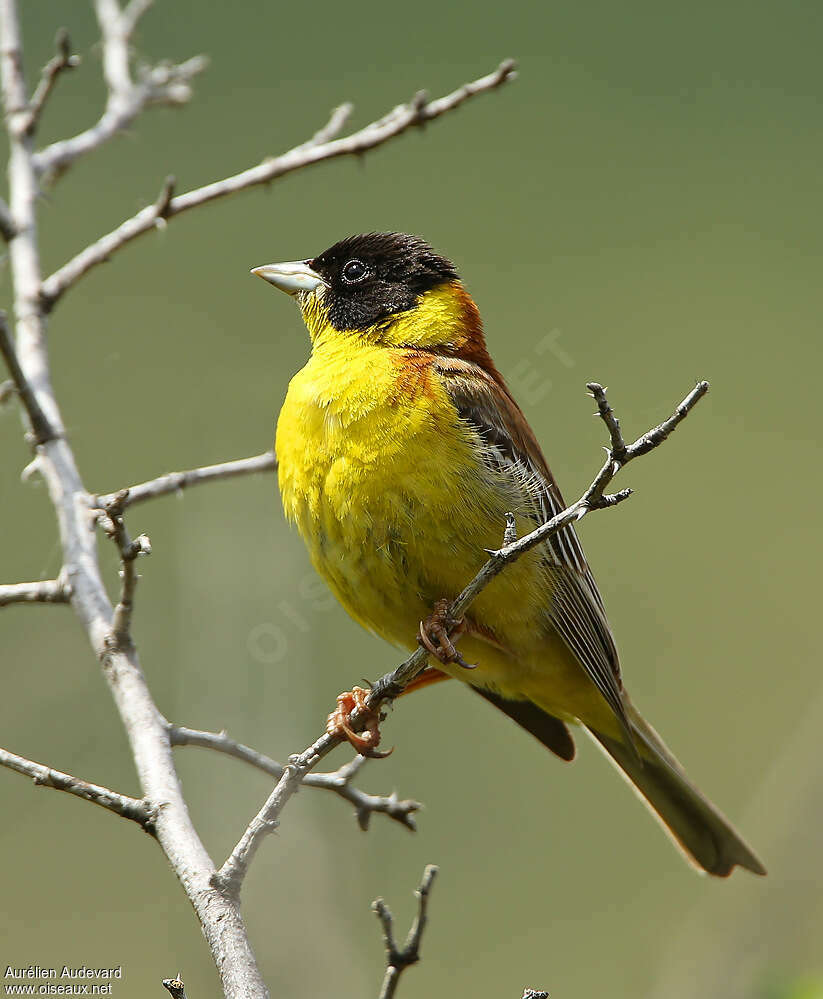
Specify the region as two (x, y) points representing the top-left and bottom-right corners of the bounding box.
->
(97, 451), (277, 509)
(22, 27), (79, 135)
(32, 0), (206, 180)
(0, 746), (154, 829)
(447, 380), (710, 622)
(39, 60), (516, 309)
(297, 102), (353, 149)
(363, 380), (710, 703)
(169, 724), (420, 832)
(0, 577), (71, 606)
(0, 3), (515, 988)
(212, 380), (710, 893)
(96, 489), (152, 650)
(373, 865), (438, 999)
(0, 1), (407, 994)
(0, 311), (59, 444)
(213, 765), (303, 897)
(589, 380), (628, 463)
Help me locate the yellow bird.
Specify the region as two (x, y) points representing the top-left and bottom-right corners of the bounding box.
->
(253, 232), (764, 878)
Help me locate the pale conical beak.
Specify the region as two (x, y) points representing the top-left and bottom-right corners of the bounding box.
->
(250, 260), (325, 296)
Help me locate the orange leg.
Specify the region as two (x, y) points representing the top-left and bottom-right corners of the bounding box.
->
(326, 686), (393, 758)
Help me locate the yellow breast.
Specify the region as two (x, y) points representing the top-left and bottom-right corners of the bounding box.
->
(275, 334), (547, 662)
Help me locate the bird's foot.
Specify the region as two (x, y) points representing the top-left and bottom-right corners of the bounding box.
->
(418, 599), (477, 670)
(326, 685), (393, 758)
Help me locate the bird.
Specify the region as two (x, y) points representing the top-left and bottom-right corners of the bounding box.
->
(252, 232), (765, 878)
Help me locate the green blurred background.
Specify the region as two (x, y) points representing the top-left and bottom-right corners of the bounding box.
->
(2, 1), (822, 996)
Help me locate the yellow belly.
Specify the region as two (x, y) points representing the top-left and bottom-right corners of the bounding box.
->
(275, 338), (614, 731)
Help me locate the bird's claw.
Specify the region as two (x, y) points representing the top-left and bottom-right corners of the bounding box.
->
(418, 598), (477, 670)
(326, 686), (393, 758)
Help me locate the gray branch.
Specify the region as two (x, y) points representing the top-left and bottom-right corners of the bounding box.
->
(0, 0), (516, 992)
(0, 311), (59, 444)
(217, 379), (707, 892)
(39, 60), (516, 310)
(0, 1), (267, 993)
(97, 451), (277, 509)
(95, 489), (152, 651)
(373, 865), (439, 999)
(22, 27), (80, 135)
(213, 763), (304, 897)
(170, 724), (420, 832)
(33, 0), (207, 180)
(214, 380), (709, 892)
(0, 196), (15, 240)
(0, 746), (154, 828)
(0, 577), (71, 606)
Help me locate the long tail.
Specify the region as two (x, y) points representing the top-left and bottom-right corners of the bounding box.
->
(588, 699), (766, 877)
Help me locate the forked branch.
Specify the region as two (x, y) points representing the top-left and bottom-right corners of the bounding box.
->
(0, 312), (59, 444)
(39, 60), (516, 310)
(23, 27), (79, 135)
(169, 724), (420, 831)
(95, 489), (152, 650)
(373, 865), (439, 999)
(0, 0), (518, 992)
(215, 380), (710, 892)
(33, 0), (207, 179)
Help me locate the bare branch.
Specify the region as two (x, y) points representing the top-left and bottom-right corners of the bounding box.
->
(588, 380), (628, 463)
(0, 311), (59, 444)
(0, 0), (28, 123)
(97, 450), (277, 509)
(22, 27), (79, 135)
(96, 489), (151, 650)
(213, 737), (421, 895)
(373, 865), (438, 999)
(39, 60), (516, 309)
(212, 382), (710, 892)
(0, 745), (154, 829)
(604, 380), (710, 459)
(580, 380), (708, 509)
(213, 764), (303, 896)
(228, 379), (712, 878)
(0, 577), (70, 606)
(169, 724), (420, 832)
(298, 102), (353, 149)
(0, 197), (15, 241)
(32, 0), (207, 180)
(442, 380), (711, 631)
(161, 977), (187, 999)
(121, 0), (154, 36)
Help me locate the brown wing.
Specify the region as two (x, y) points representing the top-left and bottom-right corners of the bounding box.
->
(434, 355), (633, 744)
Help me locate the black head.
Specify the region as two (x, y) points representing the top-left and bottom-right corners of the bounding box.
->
(309, 232), (459, 332)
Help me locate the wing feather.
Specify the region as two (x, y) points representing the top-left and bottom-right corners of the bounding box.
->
(433, 355), (633, 743)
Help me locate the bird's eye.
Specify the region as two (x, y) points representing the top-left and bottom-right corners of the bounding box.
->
(341, 259), (368, 283)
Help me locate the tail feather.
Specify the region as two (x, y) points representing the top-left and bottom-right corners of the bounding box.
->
(588, 703), (766, 878)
